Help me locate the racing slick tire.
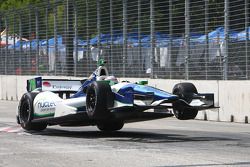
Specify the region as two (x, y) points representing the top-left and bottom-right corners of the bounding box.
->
(18, 92), (47, 131)
(86, 81), (114, 120)
(172, 83), (198, 120)
(97, 121), (124, 132)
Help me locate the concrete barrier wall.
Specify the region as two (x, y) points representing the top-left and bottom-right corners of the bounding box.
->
(0, 75), (249, 123)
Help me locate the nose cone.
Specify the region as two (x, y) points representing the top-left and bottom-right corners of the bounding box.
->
(133, 85), (178, 101)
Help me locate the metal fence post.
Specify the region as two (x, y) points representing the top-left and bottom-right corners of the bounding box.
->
(66, 0), (74, 76)
(0, 13), (2, 74)
(46, 1), (49, 74)
(205, 0), (209, 80)
(97, 0), (101, 59)
(64, 1), (67, 74)
(110, 0), (113, 74)
(224, 0), (229, 80)
(5, 15), (8, 75)
(64, 0), (68, 74)
(123, 0), (127, 78)
(184, 0), (190, 80)
(245, 0), (249, 79)
(13, 10), (16, 75)
(35, 8), (39, 75)
(54, 2), (58, 75)
(19, 13), (22, 75)
(150, 0), (155, 79)
(0, 14), (1, 45)
(86, 0), (90, 75)
(138, 0), (142, 77)
(74, 0), (78, 76)
(28, 6), (32, 74)
(169, 0), (173, 79)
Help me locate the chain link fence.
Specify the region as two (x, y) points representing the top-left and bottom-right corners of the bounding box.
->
(0, 0), (249, 80)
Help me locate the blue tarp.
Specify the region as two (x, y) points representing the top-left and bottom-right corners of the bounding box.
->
(7, 27), (248, 51)
(90, 33), (113, 45)
(8, 40), (30, 50)
(196, 27), (238, 43)
(8, 36), (86, 50)
(77, 39), (87, 46)
(27, 39), (46, 49)
(237, 27), (250, 41)
(8, 40), (21, 49)
(113, 32), (149, 46)
(41, 36), (63, 46)
(41, 36), (86, 47)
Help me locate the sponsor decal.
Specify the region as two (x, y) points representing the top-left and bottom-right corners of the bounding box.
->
(38, 101), (56, 108)
(42, 81), (74, 90)
(37, 101), (56, 114)
(51, 85), (72, 90)
(43, 81), (51, 87)
(34, 113), (54, 117)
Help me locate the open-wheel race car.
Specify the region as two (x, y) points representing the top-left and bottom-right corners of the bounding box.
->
(17, 60), (216, 132)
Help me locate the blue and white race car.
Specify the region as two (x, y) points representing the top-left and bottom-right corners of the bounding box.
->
(17, 61), (216, 132)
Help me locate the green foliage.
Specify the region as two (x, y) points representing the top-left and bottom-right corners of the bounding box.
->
(0, 0), (239, 40)
(0, 0), (40, 10)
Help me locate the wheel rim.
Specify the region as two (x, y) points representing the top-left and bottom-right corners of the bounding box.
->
(173, 88), (184, 99)
(87, 88), (96, 112)
(20, 100), (30, 122)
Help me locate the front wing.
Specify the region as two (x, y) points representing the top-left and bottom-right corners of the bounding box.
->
(109, 92), (215, 111)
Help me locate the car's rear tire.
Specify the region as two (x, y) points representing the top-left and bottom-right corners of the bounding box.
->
(172, 83), (198, 120)
(18, 92), (47, 131)
(86, 81), (114, 120)
(97, 121), (124, 132)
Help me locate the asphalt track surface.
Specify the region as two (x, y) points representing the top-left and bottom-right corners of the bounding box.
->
(0, 100), (250, 167)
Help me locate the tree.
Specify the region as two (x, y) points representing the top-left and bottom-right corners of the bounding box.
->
(0, 0), (40, 10)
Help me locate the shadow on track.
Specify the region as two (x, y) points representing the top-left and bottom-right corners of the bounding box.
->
(27, 127), (238, 144)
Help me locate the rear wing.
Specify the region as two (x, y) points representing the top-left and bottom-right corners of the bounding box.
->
(27, 77), (83, 97)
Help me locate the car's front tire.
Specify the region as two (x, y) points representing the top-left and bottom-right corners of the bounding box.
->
(172, 83), (198, 120)
(18, 92), (47, 131)
(86, 81), (114, 120)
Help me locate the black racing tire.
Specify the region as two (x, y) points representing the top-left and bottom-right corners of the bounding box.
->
(86, 81), (114, 120)
(97, 121), (124, 132)
(172, 83), (198, 120)
(18, 92), (47, 131)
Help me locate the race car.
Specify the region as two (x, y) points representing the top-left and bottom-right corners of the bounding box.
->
(17, 60), (216, 132)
